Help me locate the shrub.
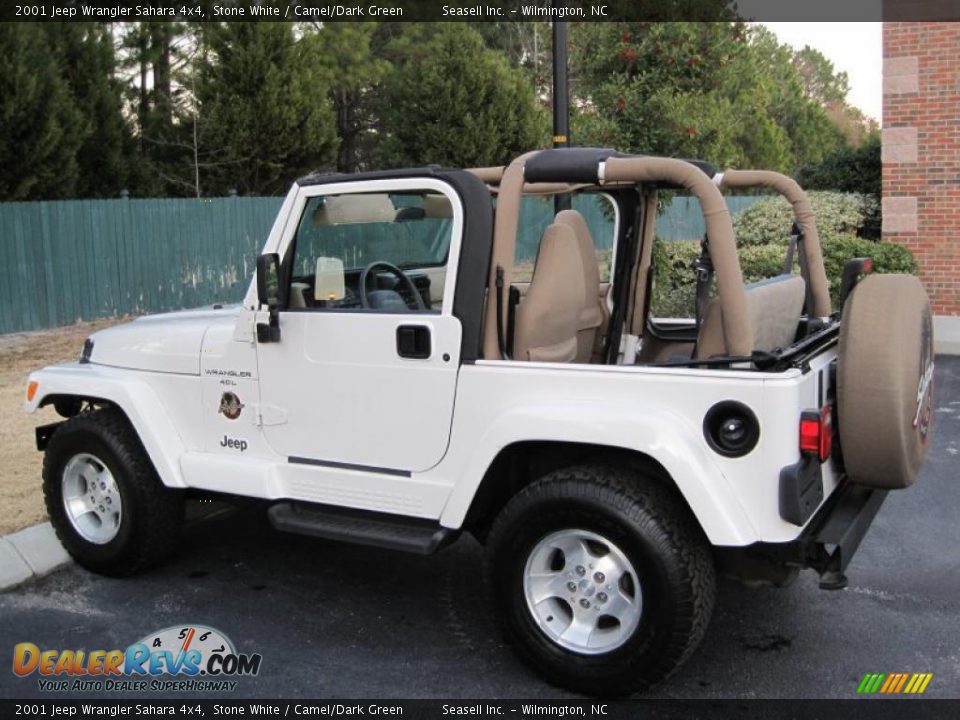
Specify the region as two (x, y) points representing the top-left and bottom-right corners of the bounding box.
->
(819, 235), (917, 303)
(650, 236), (917, 317)
(796, 135), (881, 239)
(797, 134), (881, 198)
(732, 191), (879, 247)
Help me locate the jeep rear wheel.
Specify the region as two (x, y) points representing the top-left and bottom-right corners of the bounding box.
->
(484, 463), (715, 696)
(43, 408), (184, 577)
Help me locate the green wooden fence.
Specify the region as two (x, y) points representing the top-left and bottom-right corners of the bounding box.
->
(0, 197), (283, 334)
(656, 195), (767, 241)
(0, 194), (770, 335)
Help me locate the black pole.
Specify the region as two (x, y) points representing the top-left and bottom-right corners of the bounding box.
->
(552, 19), (571, 212)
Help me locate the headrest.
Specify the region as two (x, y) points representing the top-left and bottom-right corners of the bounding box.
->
(313, 194), (395, 226)
(554, 209), (592, 245)
(423, 194), (453, 219)
(537, 222), (579, 268)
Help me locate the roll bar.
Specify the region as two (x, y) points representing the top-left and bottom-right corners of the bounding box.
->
(604, 157), (752, 357)
(480, 151), (755, 359)
(717, 170), (832, 318)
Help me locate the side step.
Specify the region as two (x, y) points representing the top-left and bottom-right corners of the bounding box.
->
(267, 502), (459, 555)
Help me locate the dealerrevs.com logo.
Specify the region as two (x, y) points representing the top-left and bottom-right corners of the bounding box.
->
(13, 625), (262, 693)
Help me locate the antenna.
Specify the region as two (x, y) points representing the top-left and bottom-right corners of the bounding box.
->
(552, 17), (571, 212)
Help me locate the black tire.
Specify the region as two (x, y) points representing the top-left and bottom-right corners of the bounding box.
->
(42, 407), (184, 577)
(484, 463), (715, 696)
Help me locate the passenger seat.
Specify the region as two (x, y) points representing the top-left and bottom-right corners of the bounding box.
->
(694, 274), (806, 360)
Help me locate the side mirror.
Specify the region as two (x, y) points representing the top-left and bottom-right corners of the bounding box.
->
(256, 253), (282, 343)
(256, 253), (281, 308)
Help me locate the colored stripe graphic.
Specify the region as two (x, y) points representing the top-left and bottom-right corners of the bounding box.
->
(880, 674), (898, 693)
(906, 673), (934, 694)
(857, 672), (932, 694)
(894, 673), (910, 693)
(857, 674), (884, 694)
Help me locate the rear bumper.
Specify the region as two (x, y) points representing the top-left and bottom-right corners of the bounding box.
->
(798, 481), (887, 576)
(744, 479), (887, 588)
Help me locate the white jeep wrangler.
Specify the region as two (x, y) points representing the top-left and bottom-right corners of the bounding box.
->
(24, 149), (934, 695)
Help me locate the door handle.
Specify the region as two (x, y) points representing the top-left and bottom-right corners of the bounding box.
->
(396, 325), (431, 359)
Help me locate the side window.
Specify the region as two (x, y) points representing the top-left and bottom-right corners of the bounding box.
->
(514, 193), (617, 283)
(287, 190), (453, 313)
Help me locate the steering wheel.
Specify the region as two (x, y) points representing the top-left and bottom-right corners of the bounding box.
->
(358, 261), (426, 311)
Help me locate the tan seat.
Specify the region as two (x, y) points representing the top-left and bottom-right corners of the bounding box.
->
(695, 274), (806, 360)
(513, 223), (585, 363)
(555, 210), (604, 362)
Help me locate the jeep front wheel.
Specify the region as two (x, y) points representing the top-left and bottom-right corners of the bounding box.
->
(484, 463), (716, 696)
(43, 407), (184, 577)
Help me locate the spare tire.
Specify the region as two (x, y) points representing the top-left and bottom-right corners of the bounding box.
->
(837, 274), (934, 489)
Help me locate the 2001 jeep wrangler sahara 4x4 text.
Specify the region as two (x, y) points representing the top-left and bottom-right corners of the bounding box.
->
(25, 149), (934, 695)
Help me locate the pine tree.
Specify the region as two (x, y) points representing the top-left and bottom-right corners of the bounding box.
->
(378, 24), (545, 168)
(46, 23), (132, 197)
(0, 23), (82, 199)
(304, 22), (389, 173)
(193, 22), (338, 195)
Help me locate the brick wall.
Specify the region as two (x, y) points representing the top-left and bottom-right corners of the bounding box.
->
(883, 22), (960, 316)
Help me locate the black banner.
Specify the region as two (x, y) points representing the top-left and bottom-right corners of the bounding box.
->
(1, 0), (959, 23)
(2, 699), (960, 720)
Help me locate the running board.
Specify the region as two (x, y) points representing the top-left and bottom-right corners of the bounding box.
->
(267, 502), (459, 555)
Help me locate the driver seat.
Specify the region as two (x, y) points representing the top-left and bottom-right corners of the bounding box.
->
(513, 223), (585, 363)
(555, 209), (604, 362)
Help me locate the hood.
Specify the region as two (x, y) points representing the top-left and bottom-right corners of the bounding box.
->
(86, 306), (242, 375)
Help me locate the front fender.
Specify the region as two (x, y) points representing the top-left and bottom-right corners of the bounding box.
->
(439, 401), (758, 546)
(24, 363), (188, 489)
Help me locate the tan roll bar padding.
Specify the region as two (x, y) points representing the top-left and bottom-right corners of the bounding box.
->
(628, 193), (660, 336)
(718, 170), (832, 318)
(482, 153), (536, 359)
(604, 157), (753, 357)
(469, 166), (505, 184)
(469, 167), (601, 196)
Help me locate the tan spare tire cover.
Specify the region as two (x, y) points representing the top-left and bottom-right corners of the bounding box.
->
(837, 274), (934, 489)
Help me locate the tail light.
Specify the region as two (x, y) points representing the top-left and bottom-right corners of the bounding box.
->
(800, 406), (832, 462)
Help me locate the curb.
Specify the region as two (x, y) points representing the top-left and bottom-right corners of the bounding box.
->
(0, 522), (72, 591)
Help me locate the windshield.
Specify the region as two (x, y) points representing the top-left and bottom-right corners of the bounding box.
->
(293, 191), (453, 274)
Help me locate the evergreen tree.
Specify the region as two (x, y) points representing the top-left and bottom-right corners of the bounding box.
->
(305, 22), (390, 173)
(46, 23), (132, 197)
(378, 24), (545, 168)
(193, 22), (338, 195)
(793, 45), (877, 146)
(0, 23), (82, 200)
(118, 22), (193, 196)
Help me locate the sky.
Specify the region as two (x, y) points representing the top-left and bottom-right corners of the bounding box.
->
(760, 22), (882, 121)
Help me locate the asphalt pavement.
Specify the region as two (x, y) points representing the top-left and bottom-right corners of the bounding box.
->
(1, 357), (958, 700)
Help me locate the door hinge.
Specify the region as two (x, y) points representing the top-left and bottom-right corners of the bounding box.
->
(251, 404), (287, 427)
